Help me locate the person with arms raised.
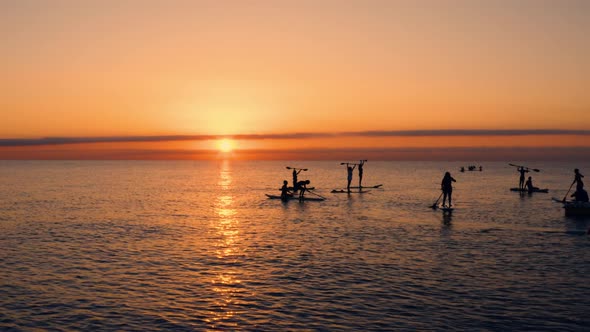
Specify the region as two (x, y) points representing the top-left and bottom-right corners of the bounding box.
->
(347, 164), (356, 193)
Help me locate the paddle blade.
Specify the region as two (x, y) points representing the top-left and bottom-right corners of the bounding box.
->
(533, 169), (540, 172)
(286, 166), (292, 169)
(303, 168), (308, 171)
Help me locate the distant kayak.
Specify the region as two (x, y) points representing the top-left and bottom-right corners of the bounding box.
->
(509, 187), (549, 193)
(265, 194), (325, 202)
(331, 190), (371, 194)
(349, 184), (383, 189)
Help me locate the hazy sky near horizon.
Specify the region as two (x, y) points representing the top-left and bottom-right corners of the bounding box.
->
(1, 0), (590, 159)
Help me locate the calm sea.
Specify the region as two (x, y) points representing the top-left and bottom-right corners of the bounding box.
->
(1, 160), (590, 331)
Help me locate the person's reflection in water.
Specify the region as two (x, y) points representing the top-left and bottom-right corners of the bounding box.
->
(442, 210), (453, 225)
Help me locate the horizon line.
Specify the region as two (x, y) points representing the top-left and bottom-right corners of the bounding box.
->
(2, 146), (590, 161)
(2, 129), (590, 147)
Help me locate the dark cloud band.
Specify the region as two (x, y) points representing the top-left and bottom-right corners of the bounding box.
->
(1, 129), (590, 147)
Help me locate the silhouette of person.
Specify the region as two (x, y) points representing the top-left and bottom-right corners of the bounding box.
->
(280, 180), (292, 201)
(571, 188), (589, 202)
(347, 164), (357, 193)
(441, 171), (456, 207)
(574, 168), (584, 190)
(525, 176), (535, 193)
(296, 180), (310, 202)
(292, 168), (303, 191)
(358, 160), (365, 189)
(518, 167), (529, 190)
(460, 166), (465, 172)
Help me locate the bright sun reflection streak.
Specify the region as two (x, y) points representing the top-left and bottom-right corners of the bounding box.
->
(208, 160), (243, 326)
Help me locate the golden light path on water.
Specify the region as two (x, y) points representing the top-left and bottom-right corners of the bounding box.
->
(208, 160), (242, 327)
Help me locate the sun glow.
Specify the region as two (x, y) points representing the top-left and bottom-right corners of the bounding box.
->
(216, 138), (235, 153)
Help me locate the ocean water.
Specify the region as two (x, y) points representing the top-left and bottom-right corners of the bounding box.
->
(1, 160), (590, 331)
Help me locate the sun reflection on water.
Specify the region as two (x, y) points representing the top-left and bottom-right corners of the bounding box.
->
(207, 160), (244, 327)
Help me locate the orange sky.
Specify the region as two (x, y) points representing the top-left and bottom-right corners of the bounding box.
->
(2, 1), (589, 160)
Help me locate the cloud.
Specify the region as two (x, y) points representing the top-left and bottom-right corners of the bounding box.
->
(1, 129), (590, 147)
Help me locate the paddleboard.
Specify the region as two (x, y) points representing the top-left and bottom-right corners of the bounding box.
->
(349, 184), (383, 189)
(265, 194), (325, 202)
(432, 204), (454, 212)
(331, 189), (371, 194)
(440, 206), (454, 212)
(509, 187), (549, 193)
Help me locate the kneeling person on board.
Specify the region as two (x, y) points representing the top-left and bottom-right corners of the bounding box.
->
(571, 188), (589, 202)
(525, 176), (536, 193)
(441, 171), (456, 207)
(280, 180), (292, 201)
(296, 180), (310, 202)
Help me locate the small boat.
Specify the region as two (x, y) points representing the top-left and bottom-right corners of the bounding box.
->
(331, 189), (371, 194)
(349, 184), (383, 189)
(509, 187), (549, 193)
(563, 201), (590, 216)
(265, 194), (325, 202)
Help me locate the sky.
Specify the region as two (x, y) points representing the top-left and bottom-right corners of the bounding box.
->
(1, 0), (589, 160)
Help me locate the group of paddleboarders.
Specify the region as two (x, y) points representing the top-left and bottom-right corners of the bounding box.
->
(343, 160), (366, 193)
(279, 168), (312, 202)
(513, 166), (588, 202)
(460, 165), (482, 172)
(513, 165), (542, 193)
(280, 160), (369, 200)
(278, 165), (589, 209)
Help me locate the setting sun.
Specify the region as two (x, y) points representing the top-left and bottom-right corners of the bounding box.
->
(216, 139), (235, 153)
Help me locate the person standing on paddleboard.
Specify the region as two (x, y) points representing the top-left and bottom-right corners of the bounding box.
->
(518, 167), (529, 191)
(292, 168), (303, 192)
(441, 171), (456, 208)
(358, 160), (366, 189)
(347, 164), (356, 193)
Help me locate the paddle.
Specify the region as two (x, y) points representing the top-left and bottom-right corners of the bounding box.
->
(307, 190), (326, 200)
(508, 163), (541, 172)
(561, 181), (575, 203)
(286, 166), (308, 171)
(430, 192), (443, 209)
